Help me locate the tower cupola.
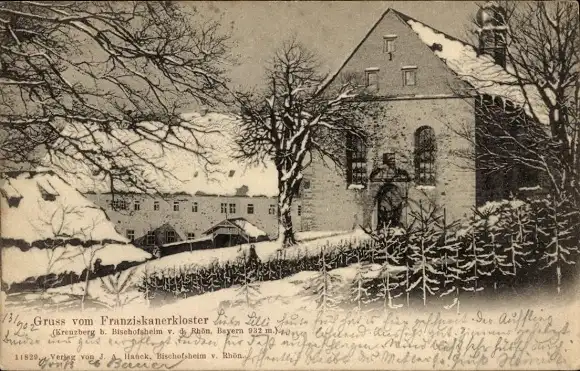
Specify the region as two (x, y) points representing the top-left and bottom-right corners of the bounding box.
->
(475, 1), (508, 67)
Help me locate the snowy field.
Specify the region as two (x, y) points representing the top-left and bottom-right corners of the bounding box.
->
(4, 230), (367, 311)
(1, 243), (151, 286)
(147, 229), (361, 273)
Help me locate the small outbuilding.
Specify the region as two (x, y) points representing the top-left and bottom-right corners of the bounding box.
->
(203, 218), (269, 248)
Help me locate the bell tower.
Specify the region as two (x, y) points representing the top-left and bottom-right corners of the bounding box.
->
(475, 1), (507, 68)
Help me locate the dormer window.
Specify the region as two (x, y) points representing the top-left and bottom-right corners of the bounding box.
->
(402, 66), (417, 86)
(365, 68), (379, 91)
(383, 35), (397, 53)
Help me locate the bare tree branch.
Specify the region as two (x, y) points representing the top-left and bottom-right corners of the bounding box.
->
(1, 1), (233, 201)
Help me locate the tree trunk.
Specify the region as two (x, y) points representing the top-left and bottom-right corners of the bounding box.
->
(279, 206), (297, 247)
(82, 268), (90, 311)
(278, 184), (297, 247)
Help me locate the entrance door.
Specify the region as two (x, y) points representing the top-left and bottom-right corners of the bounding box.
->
(375, 183), (405, 229)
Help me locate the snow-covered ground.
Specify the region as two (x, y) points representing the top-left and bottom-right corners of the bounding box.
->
(295, 230), (349, 241)
(2, 243), (151, 286)
(147, 229), (367, 272)
(4, 230), (368, 311)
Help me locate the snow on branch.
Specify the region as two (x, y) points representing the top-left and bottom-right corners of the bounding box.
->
(0, 1), (233, 195)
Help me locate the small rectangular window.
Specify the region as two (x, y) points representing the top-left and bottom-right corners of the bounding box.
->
(146, 231), (155, 245)
(229, 203), (236, 214)
(112, 199), (127, 210)
(297, 205), (302, 216)
(134, 200), (140, 211)
(365, 69), (379, 90)
(220, 203), (227, 214)
(247, 204), (254, 214)
(187, 232), (195, 240)
(192, 201), (198, 212)
(173, 200), (180, 211)
(268, 204), (276, 215)
(303, 180), (311, 189)
(126, 229), (135, 241)
(165, 230), (176, 243)
(384, 38), (396, 53)
(402, 67), (417, 86)
(153, 201), (160, 211)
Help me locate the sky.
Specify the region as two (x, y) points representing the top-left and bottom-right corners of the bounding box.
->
(191, 1), (481, 90)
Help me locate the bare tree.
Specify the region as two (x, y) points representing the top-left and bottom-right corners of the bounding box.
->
(234, 40), (368, 247)
(32, 199), (85, 291)
(0, 1), (232, 197)
(464, 1), (579, 203)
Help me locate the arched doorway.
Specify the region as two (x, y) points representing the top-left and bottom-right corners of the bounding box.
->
(375, 183), (406, 229)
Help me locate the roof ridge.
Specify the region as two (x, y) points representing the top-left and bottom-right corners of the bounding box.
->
(317, 7), (475, 96)
(390, 8), (474, 48)
(317, 7), (394, 95)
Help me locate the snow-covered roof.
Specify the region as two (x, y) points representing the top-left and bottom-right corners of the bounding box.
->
(0, 171), (127, 244)
(203, 218), (267, 239)
(43, 112), (278, 198)
(318, 8), (549, 125)
(400, 11), (549, 124)
(162, 235), (213, 248)
(230, 218), (268, 238)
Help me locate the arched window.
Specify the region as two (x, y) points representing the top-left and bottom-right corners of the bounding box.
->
(346, 133), (367, 185)
(414, 126), (436, 185)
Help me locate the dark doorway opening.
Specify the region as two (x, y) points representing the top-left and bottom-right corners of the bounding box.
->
(375, 183), (405, 229)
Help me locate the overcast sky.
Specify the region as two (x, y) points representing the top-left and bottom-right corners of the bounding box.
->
(192, 1), (480, 90)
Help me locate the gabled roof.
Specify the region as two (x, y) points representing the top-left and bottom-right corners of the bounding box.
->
(0, 170), (127, 244)
(319, 8), (549, 125)
(402, 12), (549, 124)
(203, 217), (267, 239)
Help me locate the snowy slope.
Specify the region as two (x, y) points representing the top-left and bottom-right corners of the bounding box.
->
(2, 243), (150, 286)
(145, 229), (369, 272)
(44, 112), (278, 197)
(33, 230), (369, 310)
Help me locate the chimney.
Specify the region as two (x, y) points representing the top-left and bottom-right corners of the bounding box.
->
(475, 1), (507, 68)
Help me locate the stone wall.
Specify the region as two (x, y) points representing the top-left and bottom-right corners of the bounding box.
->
(85, 193), (303, 243)
(301, 97), (476, 231)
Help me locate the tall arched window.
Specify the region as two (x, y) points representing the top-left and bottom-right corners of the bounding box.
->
(414, 126), (436, 185)
(346, 133), (367, 185)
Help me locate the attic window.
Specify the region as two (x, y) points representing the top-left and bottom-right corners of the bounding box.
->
(365, 68), (379, 90)
(228, 170), (236, 177)
(402, 66), (417, 86)
(383, 35), (397, 53)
